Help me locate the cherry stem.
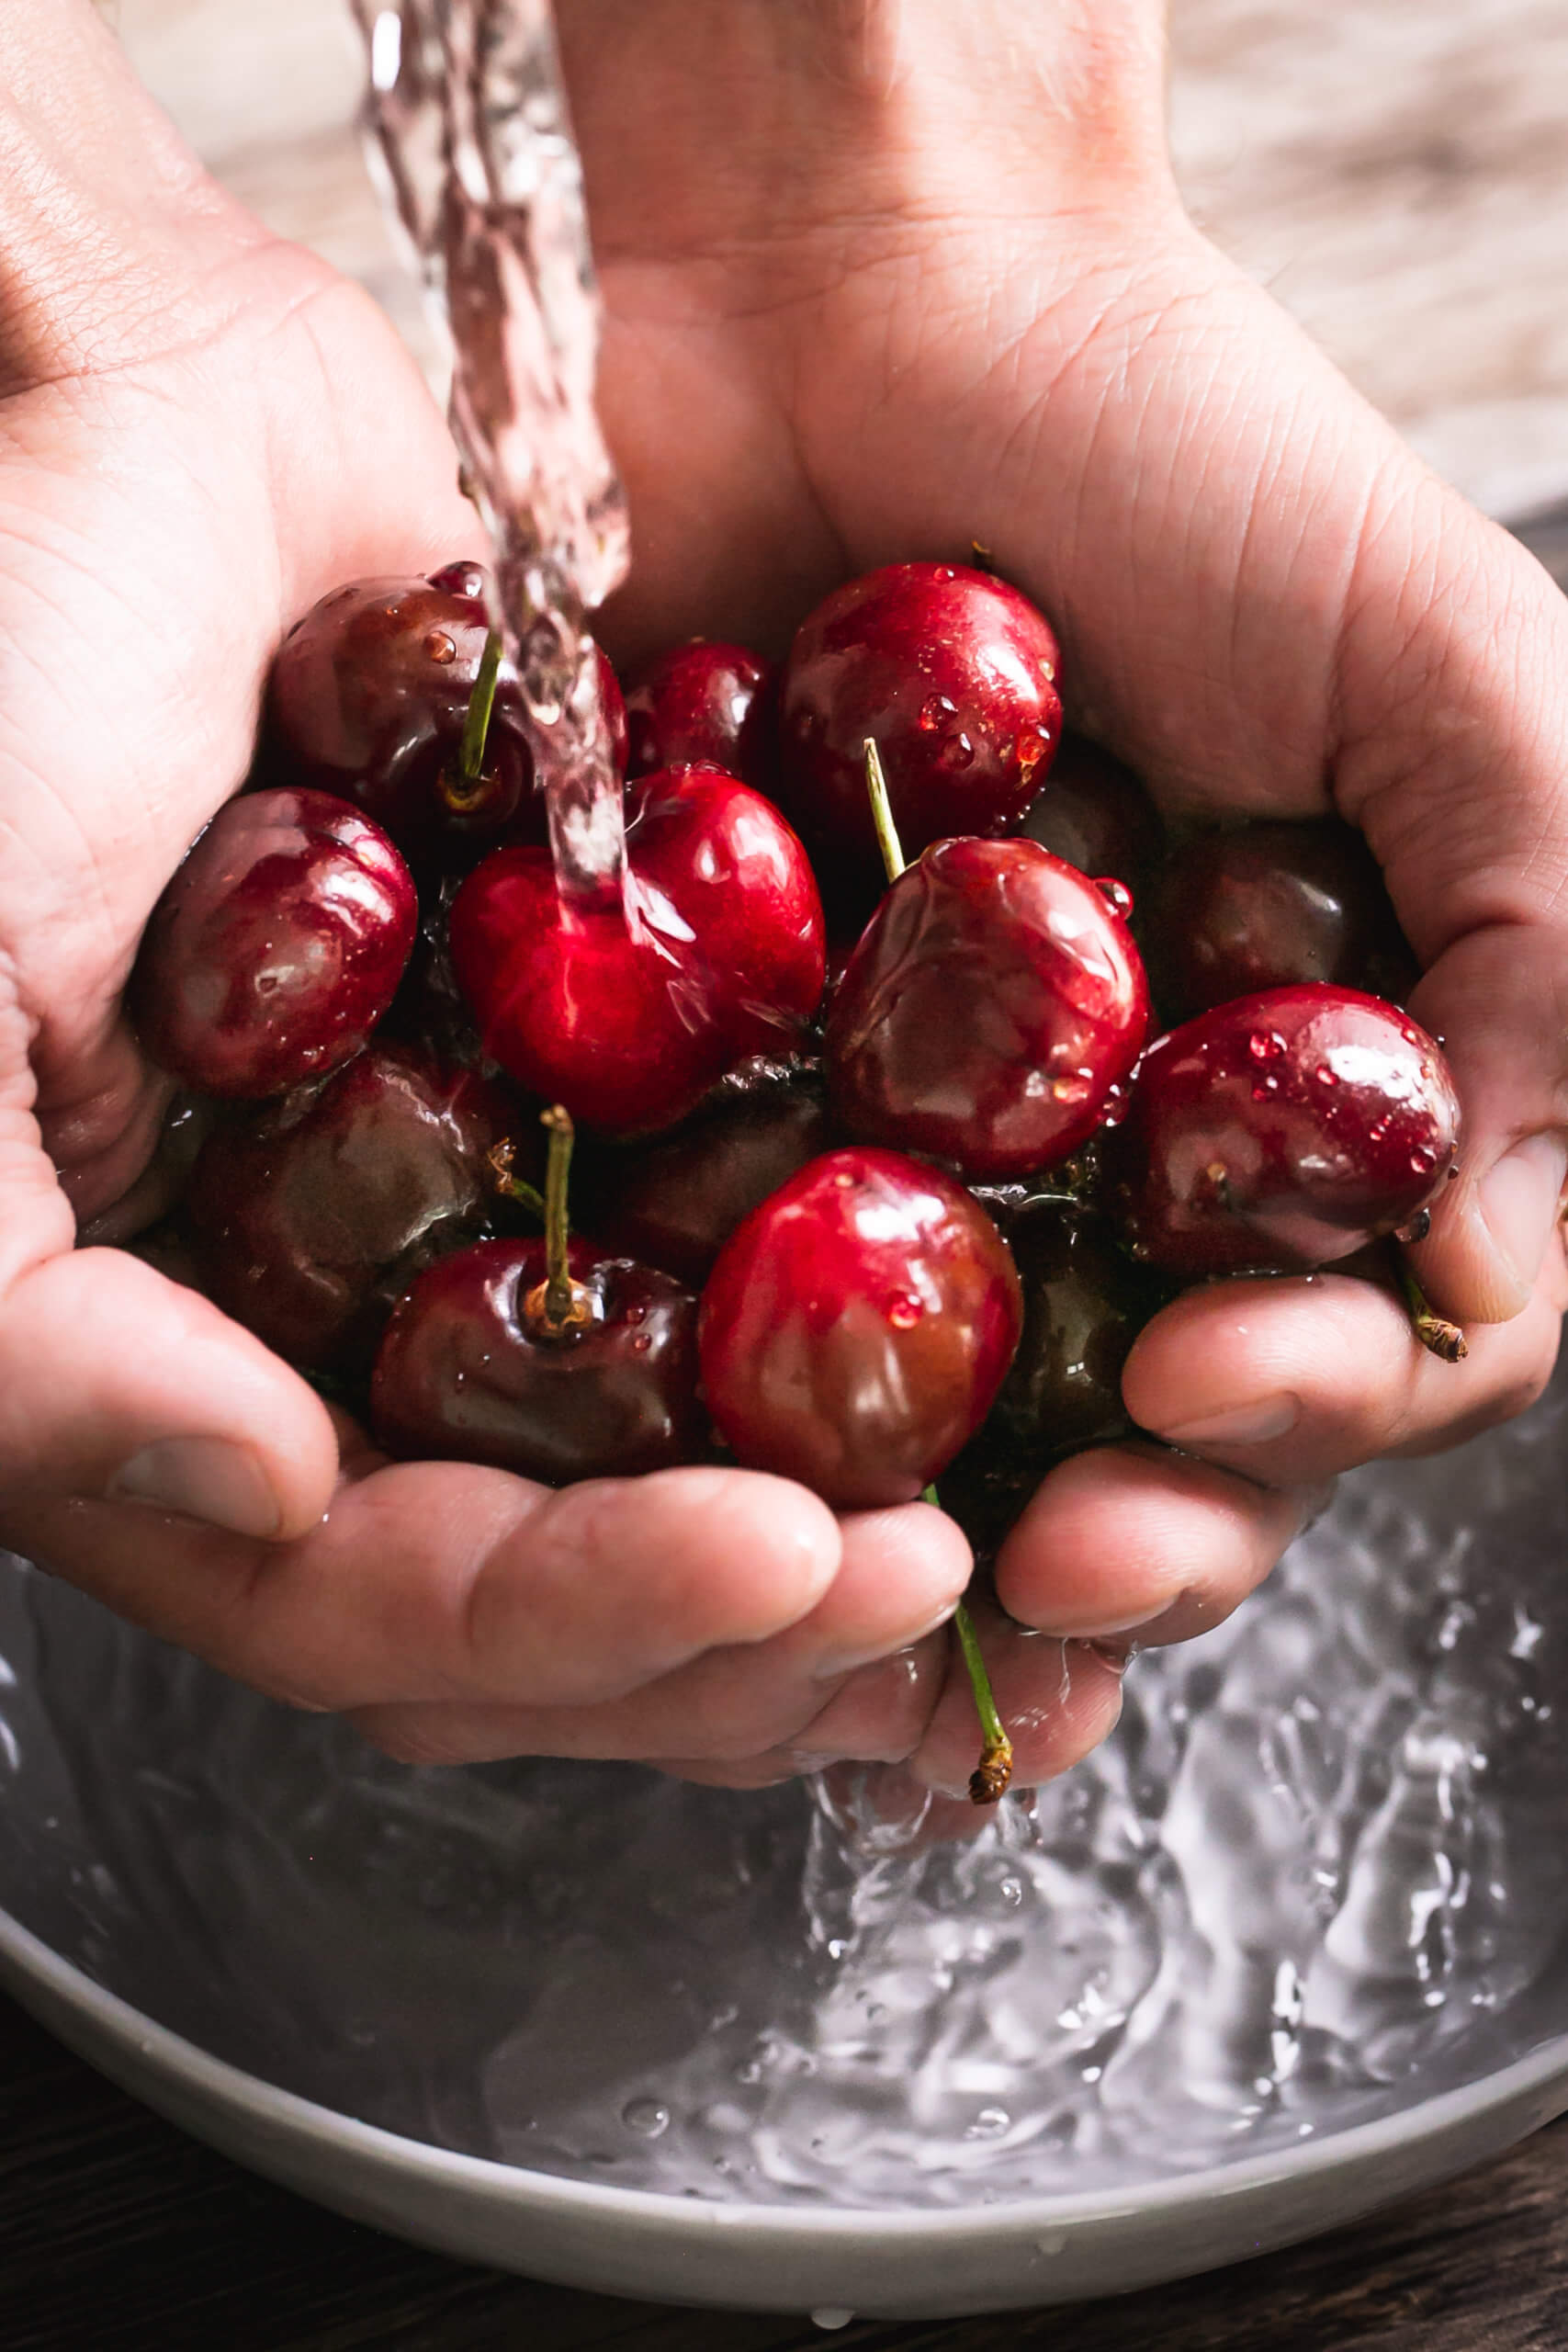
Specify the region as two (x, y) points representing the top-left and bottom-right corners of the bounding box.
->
(864, 738), (907, 886)
(1396, 1258), (1468, 1363)
(524, 1107), (595, 1339)
(485, 1138), (546, 1222)
(923, 1484), (1014, 1805)
(460, 628), (503, 786)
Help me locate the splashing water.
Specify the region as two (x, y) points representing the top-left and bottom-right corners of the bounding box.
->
(2, 1371), (1567, 2207)
(350, 0), (630, 902)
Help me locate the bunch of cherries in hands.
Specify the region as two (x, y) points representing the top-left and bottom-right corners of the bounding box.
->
(130, 555), (1464, 1801)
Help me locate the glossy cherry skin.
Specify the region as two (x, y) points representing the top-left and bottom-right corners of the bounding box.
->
(698, 1147), (1023, 1509)
(826, 838), (1150, 1179)
(625, 639), (775, 788)
(1020, 735), (1165, 894)
(449, 766), (826, 1136)
(1101, 985), (1462, 1276)
(266, 568), (627, 861)
(581, 1076), (835, 1285)
(777, 561), (1064, 885)
(186, 1044), (516, 1372)
(131, 788), (416, 1100)
(1140, 820), (1416, 1023)
(987, 1204), (1169, 1460)
(371, 1237), (705, 1482)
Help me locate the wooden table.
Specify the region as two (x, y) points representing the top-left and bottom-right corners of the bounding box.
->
(14, 10), (1566, 2348)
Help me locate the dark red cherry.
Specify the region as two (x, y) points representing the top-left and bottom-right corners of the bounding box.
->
(826, 838), (1149, 1179)
(449, 766), (826, 1136)
(371, 1236), (705, 1481)
(1020, 735), (1165, 894)
(265, 573), (533, 856)
(131, 787), (416, 1100)
(987, 1204), (1169, 1459)
(1141, 820), (1416, 1023)
(266, 569), (629, 860)
(186, 1043), (517, 1372)
(581, 1076), (835, 1285)
(625, 640), (775, 788)
(698, 1147), (1023, 1509)
(777, 561), (1063, 886)
(1102, 984), (1461, 1276)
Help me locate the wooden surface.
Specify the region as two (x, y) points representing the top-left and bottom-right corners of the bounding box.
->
(18, 9), (1568, 2348)
(2, 1977), (1568, 2350)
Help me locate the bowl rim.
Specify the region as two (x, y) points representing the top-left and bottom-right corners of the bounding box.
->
(2, 1894), (1565, 2238)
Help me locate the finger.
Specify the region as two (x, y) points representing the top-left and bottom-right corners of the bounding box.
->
(1327, 491), (1568, 1326)
(908, 1598), (1127, 1798)
(1402, 927), (1568, 1323)
(357, 1631), (953, 1773)
(1121, 1264), (1564, 1489)
(994, 1442), (1316, 1646)
(3, 1461), (843, 1716)
(352, 1503), (971, 1768)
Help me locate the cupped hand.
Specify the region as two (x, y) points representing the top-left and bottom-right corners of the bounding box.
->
(0, 1), (1034, 1801)
(553, 0), (1568, 1741)
(5, 0), (1563, 1806)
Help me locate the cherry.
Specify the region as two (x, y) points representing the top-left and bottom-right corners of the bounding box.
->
(131, 787), (416, 1100)
(265, 568), (627, 861)
(580, 1072), (835, 1285)
(1101, 984), (1462, 1276)
(826, 829), (1149, 1180)
(1020, 735), (1165, 893)
(777, 561), (1064, 887)
(1141, 820), (1416, 1023)
(186, 1042), (517, 1372)
(698, 1146), (1023, 1510)
(371, 1110), (705, 1481)
(449, 765), (826, 1136)
(625, 639), (775, 788)
(987, 1204), (1170, 1459)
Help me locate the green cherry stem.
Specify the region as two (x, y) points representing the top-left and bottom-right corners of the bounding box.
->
(525, 1105), (595, 1339)
(443, 627), (505, 814)
(485, 1138), (547, 1223)
(864, 737), (907, 886)
(922, 1484), (1014, 1805)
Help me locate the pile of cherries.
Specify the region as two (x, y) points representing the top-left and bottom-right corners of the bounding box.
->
(130, 557), (1464, 1791)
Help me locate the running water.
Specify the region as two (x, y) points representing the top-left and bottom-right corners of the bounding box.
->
(350, 0), (630, 903)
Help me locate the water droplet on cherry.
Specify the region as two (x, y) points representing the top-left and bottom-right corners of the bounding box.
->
(423, 630), (457, 665)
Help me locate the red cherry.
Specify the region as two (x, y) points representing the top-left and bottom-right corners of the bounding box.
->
(186, 1043), (516, 1372)
(265, 569), (627, 861)
(449, 766), (826, 1135)
(826, 837), (1149, 1179)
(698, 1147), (1023, 1509)
(131, 787), (416, 1100)
(625, 639), (775, 788)
(581, 1075), (835, 1285)
(777, 561), (1063, 886)
(1141, 820), (1416, 1023)
(1101, 984), (1462, 1275)
(371, 1235), (705, 1481)
(1020, 735), (1165, 893)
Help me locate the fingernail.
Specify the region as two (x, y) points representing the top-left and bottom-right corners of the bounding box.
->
(107, 1438), (282, 1539)
(1160, 1395), (1300, 1449)
(1479, 1133), (1568, 1306)
(811, 1600), (959, 1679)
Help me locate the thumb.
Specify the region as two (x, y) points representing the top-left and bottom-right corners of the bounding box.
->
(0, 978), (339, 1544)
(1334, 483), (1568, 1325)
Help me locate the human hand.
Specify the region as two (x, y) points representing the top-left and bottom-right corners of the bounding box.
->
(545, 0), (1568, 1737)
(0, 1), (1062, 1800)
